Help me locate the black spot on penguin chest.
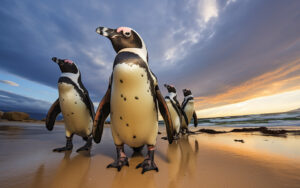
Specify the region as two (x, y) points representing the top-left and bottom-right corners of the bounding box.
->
(112, 52), (158, 113)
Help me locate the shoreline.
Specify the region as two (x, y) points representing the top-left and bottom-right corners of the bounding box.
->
(0, 123), (300, 187)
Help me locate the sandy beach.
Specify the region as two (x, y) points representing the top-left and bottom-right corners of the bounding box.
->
(0, 122), (300, 188)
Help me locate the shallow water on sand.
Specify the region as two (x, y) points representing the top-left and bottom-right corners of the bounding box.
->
(0, 122), (300, 188)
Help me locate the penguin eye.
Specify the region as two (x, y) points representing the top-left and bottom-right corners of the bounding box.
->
(123, 31), (131, 38)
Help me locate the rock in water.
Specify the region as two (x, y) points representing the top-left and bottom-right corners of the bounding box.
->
(2, 112), (30, 121)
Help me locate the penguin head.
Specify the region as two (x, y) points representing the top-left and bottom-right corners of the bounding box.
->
(164, 84), (177, 93)
(52, 57), (79, 74)
(95, 26), (148, 60)
(183, 89), (192, 97)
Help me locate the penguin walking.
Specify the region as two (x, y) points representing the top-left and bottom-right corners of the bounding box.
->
(164, 84), (188, 139)
(181, 89), (198, 134)
(46, 57), (95, 152)
(93, 26), (173, 174)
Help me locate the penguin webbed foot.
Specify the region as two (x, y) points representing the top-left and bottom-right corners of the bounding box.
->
(53, 145), (73, 152)
(136, 147), (158, 174)
(173, 134), (180, 140)
(53, 136), (73, 152)
(136, 159), (158, 174)
(76, 136), (92, 152)
(107, 157), (129, 171)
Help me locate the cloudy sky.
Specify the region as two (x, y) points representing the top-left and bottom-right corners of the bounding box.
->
(0, 0), (299, 118)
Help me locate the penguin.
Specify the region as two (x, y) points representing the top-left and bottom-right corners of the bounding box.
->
(181, 89), (198, 134)
(93, 26), (173, 174)
(164, 84), (188, 139)
(46, 57), (95, 152)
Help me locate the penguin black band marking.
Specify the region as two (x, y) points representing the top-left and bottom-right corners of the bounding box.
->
(182, 96), (194, 110)
(58, 77), (94, 118)
(113, 52), (158, 114)
(165, 96), (181, 118)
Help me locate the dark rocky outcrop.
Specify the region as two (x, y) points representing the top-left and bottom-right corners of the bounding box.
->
(234, 139), (245, 143)
(2, 112), (30, 121)
(196, 129), (227, 134)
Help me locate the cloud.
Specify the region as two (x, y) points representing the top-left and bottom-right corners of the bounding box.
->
(199, 0), (219, 23)
(225, 0), (237, 7)
(0, 90), (51, 113)
(156, 0), (221, 66)
(194, 59), (300, 110)
(0, 0), (299, 116)
(0, 80), (19, 87)
(197, 89), (300, 118)
(159, 0), (300, 101)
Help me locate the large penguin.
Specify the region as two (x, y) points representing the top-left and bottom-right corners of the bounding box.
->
(46, 57), (95, 152)
(93, 26), (173, 174)
(164, 84), (188, 139)
(181, 89), (198, 133)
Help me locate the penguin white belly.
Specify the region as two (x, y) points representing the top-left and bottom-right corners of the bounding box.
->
(181, 101), (194, 128)
(110, 63), (158, 147)
(58, 83), (92, 137)
(166, 100), (180, 134)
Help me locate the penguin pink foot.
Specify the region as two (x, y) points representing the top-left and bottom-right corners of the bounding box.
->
(107, 145), (129, 171)
(53, 136), (73, 152)
(136, 146), (158, 174)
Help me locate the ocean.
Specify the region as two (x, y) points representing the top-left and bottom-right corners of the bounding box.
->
(196, 110), (300, 127)
(159, 110), (300, 127)
(3, 110), (300, 127)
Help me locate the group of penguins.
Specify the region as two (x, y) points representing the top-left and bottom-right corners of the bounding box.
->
(45, 26), (198, 174)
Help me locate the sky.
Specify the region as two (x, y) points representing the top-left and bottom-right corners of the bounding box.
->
(0, 0), (299, 118)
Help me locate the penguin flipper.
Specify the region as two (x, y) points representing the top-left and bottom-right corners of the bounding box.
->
(193, 111), (198, 127)
(85, 91), (95, 119)
(46, 99), (61, 131)
(173, 97), (181, 111)
(173, 97), (187, 126)
(93, 87), (111, 143)
(181, 109), (189, 126)
(78, 75), (95, 119)
(155, 86), (173, 144)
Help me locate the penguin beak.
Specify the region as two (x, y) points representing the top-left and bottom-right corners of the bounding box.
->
(96, 26), (120, 39)
(52, 57), (59, 64)
(52, 57), (64, 65)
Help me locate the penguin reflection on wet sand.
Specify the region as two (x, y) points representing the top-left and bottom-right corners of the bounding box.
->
(164, 84), (188, 139)
(93, 26), (173, 174)
(46, 57), (95, 152)
(181, 89), (198, 134)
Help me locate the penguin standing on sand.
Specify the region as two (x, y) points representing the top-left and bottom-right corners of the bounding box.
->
(181, 89), (198, 133)
(46, 57), (95, 152)
(93, 26), (173, 174)
(164, 84), (188, 139)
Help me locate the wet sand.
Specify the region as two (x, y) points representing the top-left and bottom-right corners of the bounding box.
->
(0, 122), (300, 188)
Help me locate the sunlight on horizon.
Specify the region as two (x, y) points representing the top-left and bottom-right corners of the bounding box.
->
(197, 89), (300, 118)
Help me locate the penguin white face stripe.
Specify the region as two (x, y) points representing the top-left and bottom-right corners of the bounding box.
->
(184, 94), (193, 99)
(118, 28), (148, 64)
(60, 72), (84, 93)
(168, 92), (177, 103)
